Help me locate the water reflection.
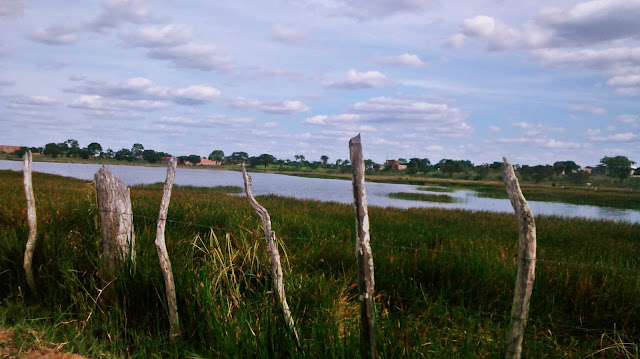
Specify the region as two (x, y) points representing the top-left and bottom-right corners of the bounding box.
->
(1, 160), (639, 224)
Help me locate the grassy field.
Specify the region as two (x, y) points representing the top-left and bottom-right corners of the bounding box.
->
(388, 192), (457, 203)
(1, 170), (640, 357)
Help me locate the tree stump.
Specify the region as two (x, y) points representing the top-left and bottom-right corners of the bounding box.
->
(94, 168), (136, 281)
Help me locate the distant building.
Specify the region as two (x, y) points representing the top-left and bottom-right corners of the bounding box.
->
(0, 145), (23, 153)
(198, 157), (222, 166)
(384, 160), (407, 170)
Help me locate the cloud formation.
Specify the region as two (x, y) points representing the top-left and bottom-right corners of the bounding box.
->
(228, 97), (310, 114)
(293, 0), (437, 20)
(323, 69), (395, 89)
(65, 77), (221, 105)
(378, 53), (425, 67)
(270, 24), (309, 45)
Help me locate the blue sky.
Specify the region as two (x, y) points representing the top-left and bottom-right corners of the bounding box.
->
(1, 0), (638, 166)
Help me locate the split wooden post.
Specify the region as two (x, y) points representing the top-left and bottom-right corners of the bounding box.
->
(503, 157), (537, 359)
(155, 157), (180, 339)
(94, 168), (136, 281)
(349, 134), (377, 359)
(23, 150), (38, 294)
(241, 165), (300, 344)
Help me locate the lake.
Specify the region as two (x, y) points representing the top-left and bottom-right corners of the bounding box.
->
(1, 160), (639, 224)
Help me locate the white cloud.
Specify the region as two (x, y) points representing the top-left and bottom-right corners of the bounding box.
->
(86, 0), (156, 33)
(119, 24), (192, 48)
(534, 0), (640, 47)
(587, 132), (639, 143)
(489, 125), (501, 132)
(445, 34), (466, 49)
(568, 104), (607, 115)
(228, 97), (310, 114)
(378, 53), (425, 67)
(69, 95), (167, 112)
(293, 0), (437, 20)
(5, 96), (58, 112)
(65, 77), (221, 105)
(147, 43), (235, 72)
(29, 25), (78, 45)
(323, 69), (394, 89)
(303, 115), (329, 125)
(270, 24), (309, 45)
(303, 96), (472, 138)
(154, 115), (253, 128)
(462, 15), (496, 37)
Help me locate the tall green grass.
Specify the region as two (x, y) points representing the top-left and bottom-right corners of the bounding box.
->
(1, 170), (639, 357)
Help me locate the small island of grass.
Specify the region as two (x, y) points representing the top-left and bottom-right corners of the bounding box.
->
(388, 192), (457, 203)
(417, 186), (454, 193)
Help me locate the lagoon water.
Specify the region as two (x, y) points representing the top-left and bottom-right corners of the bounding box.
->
(1, 160), (639, 224)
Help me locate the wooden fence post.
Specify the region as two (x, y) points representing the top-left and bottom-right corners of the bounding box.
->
(155, 157), (180, 339)
(241, 165), (300, 344)
(349, 134), (377, 359)
(503, 157), (537, 359)
(23, 150), (38, 294)
(94, 168), (136, 281)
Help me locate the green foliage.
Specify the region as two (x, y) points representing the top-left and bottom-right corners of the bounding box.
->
(208, 149), (225, 161)
(388, 192), (456, 203)
(601, 155), (632, 180)
(14, 147), (28, 158)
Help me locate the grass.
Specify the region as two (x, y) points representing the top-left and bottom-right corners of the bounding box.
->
(388, 192), (457, 203)
(1, 169), (640, 357)
(417, 186), (454, 193)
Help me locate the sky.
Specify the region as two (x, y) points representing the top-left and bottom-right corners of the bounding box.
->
(0, 0), (639, 167)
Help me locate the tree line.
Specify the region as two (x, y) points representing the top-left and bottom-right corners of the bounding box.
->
(12, 140), (635, 182)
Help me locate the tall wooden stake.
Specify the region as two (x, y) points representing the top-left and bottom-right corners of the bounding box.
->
(23, 150), (38, 294)
(503, 157), (537, 359)
(349, 134), (377, 359)
(241, 165), (300, 344)
(155, 157), (180, 339)
(94, 168), (136, 281)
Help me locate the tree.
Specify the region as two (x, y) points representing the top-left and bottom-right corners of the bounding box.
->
(398, 158), (407, 165)
(407, 158), (430, 174)
(320, 155), (329, 165)
(115, 148), (134, 161)
(208, 150), (225, 162)
(142, 149), (163, 163)
(105, 148), (114, 158)
(600, 156), (632, 180)
(86, 142), (103, 157)
(15, 147), (28, 158)
(131, 143), (144, 159)
(65, 139), (80, 157)
(531, 165), (554, 183)
(553, 161), (580, 175)
(257, 153), (276, 168)
(335, 159), (342, 166)
(43, 143), (63, 158)
(226, 151), (249, 164)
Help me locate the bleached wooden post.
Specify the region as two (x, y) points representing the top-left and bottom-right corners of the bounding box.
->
(155, 157), (180, 339)
(503, 157), (537, 359)
(94, 168), (136, 281)
(241, 165), (300, 344)
(23, 150), (38, 293)
(349, 134), (377, 359)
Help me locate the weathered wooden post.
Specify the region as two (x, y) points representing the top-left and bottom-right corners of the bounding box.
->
(155, 157), (180, 339)
(94, 168), (136, 281)
(503, 157), (537, 359)
(241, 165), (300, 344)
(349, 134), (377, 359)
(23, 150), (38, 293)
